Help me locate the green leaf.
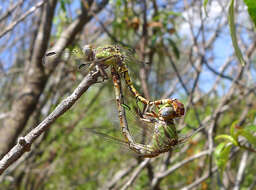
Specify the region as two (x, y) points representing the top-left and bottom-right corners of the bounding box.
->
(237, 129), (256, 147)
(215, 134), (239, 146)
(60, 0), (66, 12)
(243, 0), (256, 27)
(203, 0), (209, 16)
(228, 0), (246, 66)
(244, 125), (256, 132)
(165, 11), (182, 17)
(167, 39), (180, 59)
(215, 142), (226, 156)
(215, 143), (232, 178)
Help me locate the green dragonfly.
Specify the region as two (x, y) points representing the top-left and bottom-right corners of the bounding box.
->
(45, 44), (150, 104)
(111, 66), (187, 157)
(45, 44), (188, 157)
(45, 44), (184, 121)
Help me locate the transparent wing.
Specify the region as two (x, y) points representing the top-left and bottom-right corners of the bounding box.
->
(43, 45), (86, 66)
(117, 45), (150, 66)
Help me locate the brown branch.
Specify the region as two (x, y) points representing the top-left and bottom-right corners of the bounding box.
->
(0, 0), (58, 158)
(0, 0), (25, 23)
(120, 158), (151, 190)
(180, 166), (218, 190)
(0, 70), (101, 175)
(0, 0), (109, 158)
(151, 150), (210, 188)
(0, 0), (46, 39)
(233, 151), (248, 190)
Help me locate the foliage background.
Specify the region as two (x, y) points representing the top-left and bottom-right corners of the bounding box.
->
(0, 0), (256, 189)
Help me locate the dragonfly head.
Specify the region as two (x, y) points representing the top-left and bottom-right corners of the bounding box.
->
(159, 100), (185, 121)
(159, 105), (176, 121)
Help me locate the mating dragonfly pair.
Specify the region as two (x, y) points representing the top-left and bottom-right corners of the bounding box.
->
(46, 44), (186, 157)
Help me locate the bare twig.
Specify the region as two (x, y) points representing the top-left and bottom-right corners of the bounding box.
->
(233, 151), (248, 190)
(0, 0), (47, 39)
(0, 0), (24, 23)
(121, 158), (150, 190)
(0, 70), (101, 175)
(181, 166), (218, 190)
(100, 160), (137, 190)
(151, 150), (210, 188)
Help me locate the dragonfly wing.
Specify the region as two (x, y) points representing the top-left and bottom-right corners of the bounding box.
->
(83, 126), (143, 157)
(118, 45), (150, 65)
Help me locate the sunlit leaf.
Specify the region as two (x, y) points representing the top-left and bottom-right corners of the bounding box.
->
(215, 134), (238, 146)
(244, 125), (256, 132)
(243, 0), (256, 27)
(215, 142), (226, 156)
(203, 0), (209, 16)
(228, 0), (246, 66)
(237, 129), (256, 147)
(215, 143), (232, 178)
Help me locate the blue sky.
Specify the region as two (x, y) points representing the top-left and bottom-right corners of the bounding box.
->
(0, 0), (252, 97)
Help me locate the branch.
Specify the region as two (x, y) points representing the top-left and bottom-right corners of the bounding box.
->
(120, 158), (151, 190)
(0, 70), (101, 175)
(233, 151), (248, 190)
(0, 0), (24, 23)
(151, 150), (210, 188)
(100, 160), (137, 190)
(180, 166), (218, 190)
(0, 0), (46, 39)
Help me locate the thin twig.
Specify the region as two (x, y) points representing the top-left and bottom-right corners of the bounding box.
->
(233, 151), (248, 190)
(121, 158), (150, 190)
(0, 0), (47, 39)
(151, 150), (210, 188)
(0, 70), (101, 175)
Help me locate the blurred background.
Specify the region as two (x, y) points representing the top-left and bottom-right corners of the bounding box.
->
(0, 0), (256, 189)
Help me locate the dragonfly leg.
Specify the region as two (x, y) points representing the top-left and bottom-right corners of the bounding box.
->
(88, 62), (96, 71)
(128, 142), (158, 157)
(139, 117), (157, 124)
(95, 65), (108, 82)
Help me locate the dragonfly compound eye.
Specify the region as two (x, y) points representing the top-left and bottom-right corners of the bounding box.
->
(159, 106), (176, 120)
(172, 100), (185, 117)
(82, 45), (94, 58)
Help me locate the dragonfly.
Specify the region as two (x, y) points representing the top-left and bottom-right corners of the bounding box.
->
(111, 66), (187, 157)
(45, 44), (150, 104)
(45, 44), (188, 157)
(45, 44), (184, 122)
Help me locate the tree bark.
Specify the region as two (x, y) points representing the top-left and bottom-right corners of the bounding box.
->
(0, 0), (109, 158)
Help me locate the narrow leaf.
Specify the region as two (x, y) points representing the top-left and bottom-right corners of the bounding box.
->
(167, 39), (180, 59)
(215, 134), (238, 146)
(228, 0), (246, 66)
(203, 0), (209, 16)
(215, 142), (226, 156)
(215, 143), (232, 178)
(237, 129), (256, 147)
